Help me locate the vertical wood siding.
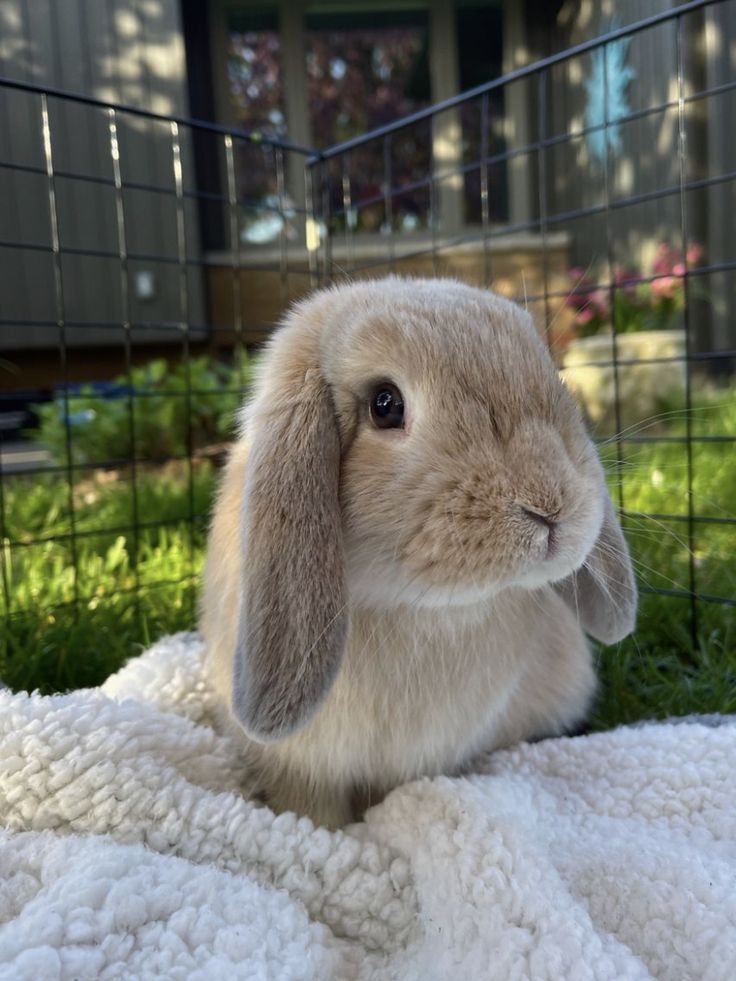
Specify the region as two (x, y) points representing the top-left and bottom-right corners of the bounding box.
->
(548, 0), (736, 356)
(0, 0), (205, 353)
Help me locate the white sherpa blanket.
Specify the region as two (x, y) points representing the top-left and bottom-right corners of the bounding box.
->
(1, 634), (735, 980)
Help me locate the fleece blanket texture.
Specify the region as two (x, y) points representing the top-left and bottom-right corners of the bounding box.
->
(0, 634), (735, 980)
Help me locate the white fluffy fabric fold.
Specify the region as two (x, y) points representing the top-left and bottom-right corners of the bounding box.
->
(1, 633), (735, 979)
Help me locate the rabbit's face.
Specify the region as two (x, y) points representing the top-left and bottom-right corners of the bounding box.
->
(323, 280), (605, 609)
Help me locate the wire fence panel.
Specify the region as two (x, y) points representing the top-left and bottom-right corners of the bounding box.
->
(306, 0), (736, 661)
(0, 78), (314, 689)
(0, 0), (735, 696)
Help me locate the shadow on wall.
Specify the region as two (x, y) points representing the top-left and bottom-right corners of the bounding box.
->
(0, 0), (205, 355)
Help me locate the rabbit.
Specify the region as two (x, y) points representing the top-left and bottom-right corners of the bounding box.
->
(201, 276), (637, 829)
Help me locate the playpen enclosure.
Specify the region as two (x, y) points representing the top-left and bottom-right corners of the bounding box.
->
(1, 0), (735, 695)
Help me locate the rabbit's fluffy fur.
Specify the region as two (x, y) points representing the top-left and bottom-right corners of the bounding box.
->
(201, 277), (636, 828)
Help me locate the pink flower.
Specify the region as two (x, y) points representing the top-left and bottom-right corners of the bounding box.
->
(673, 262), (686, 277)
(576, 307), (594, 325)
(686, 243), (703, 265)
(565, 292), (587, 311)
(652, 243), (686, 276)
(651, 276), (677, 299)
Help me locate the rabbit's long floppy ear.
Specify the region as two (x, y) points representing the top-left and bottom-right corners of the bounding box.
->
(232, 347), (348, 743)
(555, 493), (637, 644)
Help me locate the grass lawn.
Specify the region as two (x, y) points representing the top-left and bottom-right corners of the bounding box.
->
(1, 390), (735, 730)
(1, 462), (214, 692)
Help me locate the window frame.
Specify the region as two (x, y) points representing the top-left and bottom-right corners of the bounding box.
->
(206, 0), (529, 258)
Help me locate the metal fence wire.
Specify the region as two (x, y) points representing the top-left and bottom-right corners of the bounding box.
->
(1, 0), (735, 691)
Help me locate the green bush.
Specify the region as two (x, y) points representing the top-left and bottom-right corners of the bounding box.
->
(32, 352), (252, 465)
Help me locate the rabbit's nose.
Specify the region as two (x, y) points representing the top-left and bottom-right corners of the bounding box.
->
(521, 505), (559, 532)
(521, 505), (560, 557)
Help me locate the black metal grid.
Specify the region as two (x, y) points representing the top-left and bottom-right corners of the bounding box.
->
(1, 0), (735, 683)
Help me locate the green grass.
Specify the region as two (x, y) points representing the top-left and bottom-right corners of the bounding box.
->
(591, 390), (736, 726)
(1, 463), (216, 692)
(1, 389), (735, 729)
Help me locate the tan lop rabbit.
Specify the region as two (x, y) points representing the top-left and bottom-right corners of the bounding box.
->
(201, 277), (636, 828)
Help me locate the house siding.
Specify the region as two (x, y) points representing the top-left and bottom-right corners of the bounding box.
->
(0, 0), (205, 357)
(547, 0), (736, 359)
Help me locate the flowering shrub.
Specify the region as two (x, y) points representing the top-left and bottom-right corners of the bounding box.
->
(565, 243), (704, 338)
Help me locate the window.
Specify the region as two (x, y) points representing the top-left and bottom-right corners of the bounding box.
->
(227, 9), (295, 244)
(212, 1), (512, 244)
(304, 9), (430, 147)
(227, 9), (286, 139)
(305, 7), (432, 233)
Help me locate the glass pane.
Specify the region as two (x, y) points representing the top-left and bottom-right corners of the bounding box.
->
(305, 9), (429, 146)
(227, 9), (287, 244)
(305, 8), (430, 234)
(227, 10), (286, 139)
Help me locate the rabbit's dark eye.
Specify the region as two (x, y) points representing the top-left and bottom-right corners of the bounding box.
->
(369, 383), (404, 430)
